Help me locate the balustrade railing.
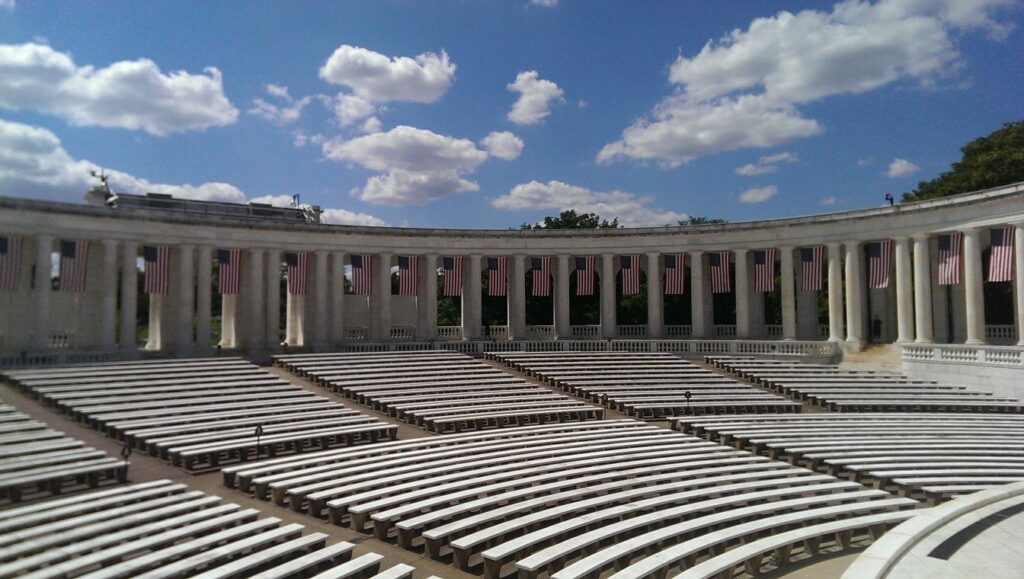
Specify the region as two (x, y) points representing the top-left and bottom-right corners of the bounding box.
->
(571, 325), (601, 339)
(343, 327), (368, 341)
(525, 325), (554, 340)
(617, 325), (647, 337)
(482, 325), (509, 339)
(714, 325), (736, 338)
(766, 325), (783, 338)
(986, 325), (1018, 343)
(389, 326), (416, 340)
(437, 326), (463, 340)
(48, 332), (73, 350)
(903, 343), (1023, 367)
(665, 325), (692, 338)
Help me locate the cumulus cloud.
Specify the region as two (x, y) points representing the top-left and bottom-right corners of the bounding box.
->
(0, 42), (238, 135)
(248, 84), (312, 125)
(250, 194), (386, 226)
(531, 0), (558, 6)
(599, 0), (1013, 166)
(492, 180), (687, 227)
(887, 157), (920, 177)
(361, 169), (480, 205)
(319, 45), (456, 103)
(739, 185), (778, 204)
(507, 71), (565, 125)
(736, 151), (798, 176)
(480, 131), (524, 160)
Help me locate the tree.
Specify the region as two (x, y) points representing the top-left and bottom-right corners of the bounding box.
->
(903, 120), (1024, 202)
(679, 216), (727, 225)
(521, 210), (619, 230)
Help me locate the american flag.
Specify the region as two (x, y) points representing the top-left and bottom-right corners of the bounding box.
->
(937, 233), (962, 285)
(217, 249), (241, 294)
(286, 252), (311, 295)
(868, 240), (893, 289)
(709, 251), (731, 294)
(753, 248), (777, 292)
(398, 255), (418, 296)
(988, 227), (1015, 283)
(0, 235), (22, 291)
(575, 256), (596, 296)
(350, 254), (372, 295)
(663, 253), (685, 295)
(59, 240), (90, 293)
(443, 256), (463, 297)
(531, 257), (551, 296)
(620, 255), (641, 295)
(487, 257), (507, 297)
(142, 245), (170, 295)
(799, 246), (825, 292)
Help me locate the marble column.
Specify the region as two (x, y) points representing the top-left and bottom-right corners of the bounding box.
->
(734, 249), (750, 338)
(963, 227), (985, 344)
(329, 252), (344, 345)
(780, 247), (797, 340)
(119, 241), (138, 353)
(555, 254), (571, 339)
(265, 250), (281, 348)
(98, 240), (118, 350)
(371, 252), (392, 341)
(827, 243), (844, 342)
(285, 292), (302, 346)
(913, 235), (933, 343)
(690, 251), (708, 338)
(313, 250), (329, 350)
(600, 253), (616, 338)
(894, 237), (915, 343)
(194, 246), (212, 353)
(462, 255), (482, 340)
(419, 254), (438, 340)
(845, 242), (865, 348)
(31, 235), (52, 351)
(175, 245), (195, 356)
(646, 252), (663, 339)
(243, 249), (264, 351)
(509, 254), (527, 340)
(1015, 223), (1024, 346)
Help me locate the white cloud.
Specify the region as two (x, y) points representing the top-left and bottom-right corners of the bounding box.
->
(887, 157), (920, 177)
(248, 84), (311, 125)
(321, 208), (387, 227)
(480, 131), (524, 160)
(248, 194), (294, 206)
(361, 169), (480, 206)
(820, 196), (839, 206)
(531, 0), (558, 6)
(507, 71), (565, 125)
(0, 42), (238, 135)
(492, 180), (687, 227)
(739, 185), (778, 204)
(360, 116), (382, 134)
(319, 45), (456, 103)
(736, 151), (798, 175)
(600, 0), (1013, 166)
(331, 93), (377, 127)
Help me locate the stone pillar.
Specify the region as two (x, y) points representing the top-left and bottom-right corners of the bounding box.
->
(462, 255), (482, 340)
(845, 242), (865, 349)
(912, 235), (933, 343)
(1015, 223), (1024, 346)
(313, 250), (329, 350)
(509, 254), (527, 340)
(734, 249), (750, 338)
(285, 292), (302, 346)
(646, 252), (663, 339)
(601, 253), (616, 338)
(245, 249), (264, 351)
(894, 237), (914, 343)
(175, 245), (195, 356)
(265, 250), (281, 348)
(690, 251), (709, 338)
(31, 235), (52, 351)
(555, 254), (571, 339)
(146, 294), (164, 351)
(329, 252), (344, 345)
(780, 247), (797, 340)
(98, 240), (118, 350)
(371, 252), (392, 341)
(827, 243), (844, 342)
(194, 246), (212, 352)
(119, 241), (138, 353)
(963, 227), (985, 344)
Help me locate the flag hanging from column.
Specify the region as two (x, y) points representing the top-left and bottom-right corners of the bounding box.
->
(286, 252), (310, 295)
(531, 257), (551, 297)
(799, 246), (825, 292)
(0, 235), (22, 291)
(575, 256), (596, 296)
(217, 248), (241, 294)
(487, 257), (507, 297)
(620, 255), (640, 295)
(868, 240), (893, 289)
(753, 248), (778, 292)
(350, 254), (371, 295)
(937, 233), (962, 285)
(59, 240), (90, 293)
(398, 255), (418, 296)
(142, 245), (170, 295)
(988, 226), (1014, 282)
(663, 253), (685, 295)
(709, 251), (731, 293)
(442, 256), (463, 296)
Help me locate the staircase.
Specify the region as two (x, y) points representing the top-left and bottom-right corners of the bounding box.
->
(839, 343), (904, 373)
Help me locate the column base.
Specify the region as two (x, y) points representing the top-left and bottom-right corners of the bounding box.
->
(964, 339), (986, 345)
(844, 338), (865, 352)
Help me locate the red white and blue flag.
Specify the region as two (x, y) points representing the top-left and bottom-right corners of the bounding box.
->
(143, 245), (170, 295)
(217, 248), (241, 294)
(937, 233), (962, 285)
(620, 255), (640, 295)
(286, 252), (311, 295)
(443, 256), (463, 297)
(350, 254), (371, 295)
(398, 255), (418, 296)
(0, 235), (22, 291)
(753, 248), (777, 292)
(487, 257), (507, 297)
(709, 251), (731, 294)
(575, 256), (596, 296)
(59, 240), (90, 294)
(663, 253), (685, 295)
(800, 246), (825, 292)
(988, 227), (1014, 282)
(868, 240), (893, 289)
(531, 257), (551, 297)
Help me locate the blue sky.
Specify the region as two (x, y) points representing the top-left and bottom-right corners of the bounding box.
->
(0, 0), (1021, 227)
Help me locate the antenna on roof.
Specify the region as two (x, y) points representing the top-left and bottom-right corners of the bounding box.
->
(90, 169), (111, 194)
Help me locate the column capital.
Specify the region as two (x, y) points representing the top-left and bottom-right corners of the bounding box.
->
(963, 226), (983, 236)
(827, 241), (842, 250)
(912, 233), (931, 242)
(178, 243), (196, 251)
(101, 238), (118, 249)
(777, 246), (793, 252)
(734, 248), (749, 256)
(689, 249), (704, 256)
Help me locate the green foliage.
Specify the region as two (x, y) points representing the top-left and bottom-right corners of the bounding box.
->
(679, 216), (727, 225)
(521, 210), (620, 230)
(903, 120), (1024, 202)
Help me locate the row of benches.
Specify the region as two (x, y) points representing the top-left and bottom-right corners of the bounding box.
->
(673, 413), (1024, 503)
(0, 400), (126, 503)
(486, 351), (801, 418)
(274, 351), (605, 433)
(0, 479), (419, 579)
(1, 358), (397, 472)
(224, 419), (917, 579)
(706, 356), (1024, 413)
